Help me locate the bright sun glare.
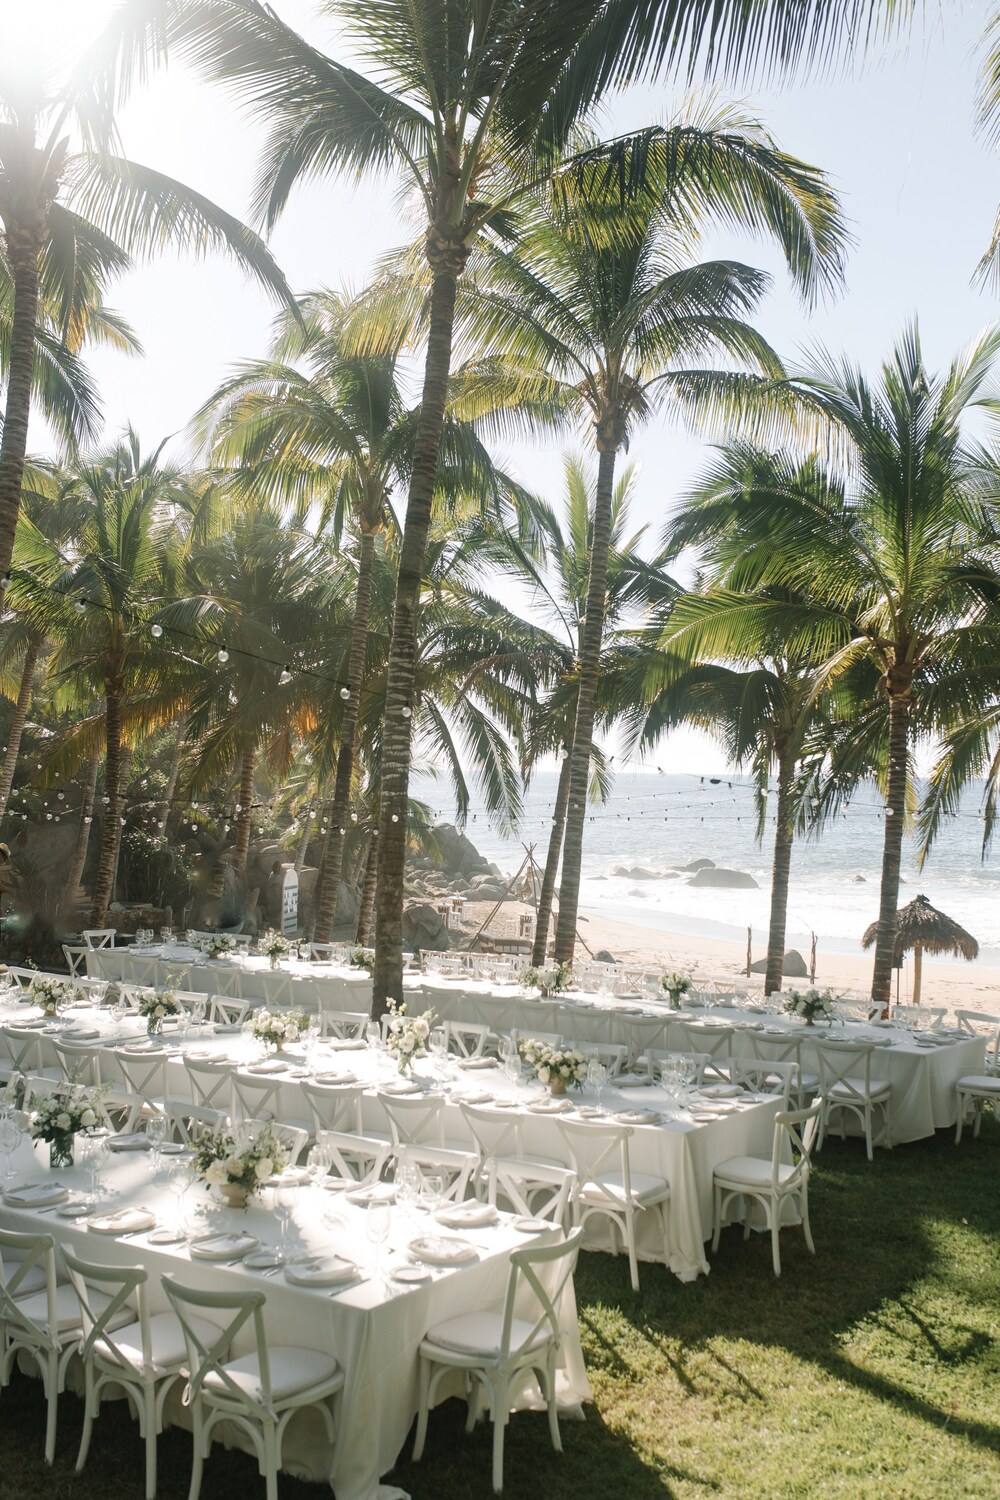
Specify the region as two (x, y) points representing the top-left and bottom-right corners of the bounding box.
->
(7, 0), (117, 78)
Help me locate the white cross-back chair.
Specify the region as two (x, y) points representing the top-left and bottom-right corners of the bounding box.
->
(62, 943), (90, 978)
(1, 1027), (51, 1081)
(814, 1039), (892, 1161)
(126, 956), (160, 988)
(320, 1009), (368, 1040)
(412, 1227), (584, 1493)
(257, 971), (292, 1007)
(230, 1070), (285, 1123)
(677, 1023), (734, 1081)
(643, 1049), (710, 1085)
(486, 1159), (576, 1228)
(183, 1056), (235, 1113)
(203, 966), (243, 999)
(82, 929), (116, 950)
(444, 1020), (496, 1058)
(576, 1042), (627, 1078)
(728, 1058), (797, 1109)
(747, 1033), (819, 1108)
(0, 1229), (133, 1464)
(618, 1015), (668, 1071)
(515, 1000), (565, 1034)
(397, 1143), (476, 1203)
(954, 1010), (1000, 1071)
(301, 1079), (364, 1136)
(111, 1048), (169, 1132)
(162, 1278), (344, 1500)
(955, 1073), (1000, 1142)
(306, 942), (341, 962)
(376, 1090), (445, 1150)
(509, 1028), (562, 1053)
(318, 1130), (390, 1187)
(63, 1249), (223, 1500)
(712, 1103), (821, 1276)
(893, 1003), (947, 1028)
(245, 1118), (309, 1167)
(164, 1101), (226, 1146)
(209, 995), (251, 1026)
(556, 1118), (670, 1291)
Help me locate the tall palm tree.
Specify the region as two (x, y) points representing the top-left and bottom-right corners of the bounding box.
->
(668, 326), (1000, 1004)
(0, 50), (293, 614)
(459, 102), (846, 964)
(16, 430), (194, 925)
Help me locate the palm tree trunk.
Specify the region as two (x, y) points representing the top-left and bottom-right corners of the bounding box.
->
(764, 744), (796, 996)
(90, 672), (124, 927)
(373, 256), (463, 1013)
(530, 752), (573, 966)
(356, 837), (378, 946)
(871, 686), (910, 1008)
(295, 799), (315, 873)
(157, 722), (186, 833)
(106, 746), (132, 906)
(313, 528), (377, 940)
(0, 229), (41, 616)
(912, 942), (923, 1005)
(59, 754), (99, 922)
(0, 638), (40, 820)
(554, 445), (619, 964)
(232, 747), (257, 875)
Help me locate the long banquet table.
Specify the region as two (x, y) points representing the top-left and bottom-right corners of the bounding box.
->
(0, 1135), (588, 1500)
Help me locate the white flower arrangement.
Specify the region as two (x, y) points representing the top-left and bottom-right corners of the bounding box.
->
(784, 988), (836, 1023)
(193, 1120), (289, 1202)
(203, 933), (238, 959)
(349, 946), (375, 973)
(659, 970), (692, 1006)
(30, 974), (74, 1016)
(521, 962), (573, 996)
(518, 1038), (588, 1090)
(137, 989), (182, 1020)
(27, 1081), (106, 1146)
(259, 930), (292, 962)
(383, 997), (436, 1075)
(249, 1006), (307, 1049)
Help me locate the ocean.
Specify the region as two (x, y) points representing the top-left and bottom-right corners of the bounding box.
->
(410, 769), (1000, 965)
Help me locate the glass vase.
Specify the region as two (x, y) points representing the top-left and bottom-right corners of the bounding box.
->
(147, 1015), (164, 1036)
(49, 1134), (74, 1170)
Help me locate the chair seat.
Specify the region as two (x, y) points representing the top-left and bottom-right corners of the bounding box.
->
(714, 1155), (799, 1189)
(958, 1075), (1000, 1092)
(15, 1284), (132, 1335)
(580, 1171), (670, 1208)
(2, 1261), (55, 1297)
(423, 1311), (550, 1361)
(204, 1346), (343, 1403)
(827, 1079), (891, 1101)
(95, 1311), (221, 1375)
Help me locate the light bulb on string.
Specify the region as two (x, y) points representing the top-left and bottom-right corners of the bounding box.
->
(74, 596), (87, 613)
(402, 705), (412, 719)
(279, 667), (292, 685)
(151, 624), (163, 638)
(218, 647), (229, 663)
(339, 687), (350, 700)
(390, 814), (399, 823)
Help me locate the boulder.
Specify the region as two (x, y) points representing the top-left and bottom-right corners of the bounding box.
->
(852, 874), (866, 884)
(678, 858), (715, 872)
(749, 948), (809, 977)
(431, 823), (491, 879)
(594, 949), (617, 964)
(687, 867), (758, 889)
(628, 866), (658, 880)
(401, 901), (451, 953)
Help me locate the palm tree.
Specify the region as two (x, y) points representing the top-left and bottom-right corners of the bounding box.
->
(458, 102), (847, 964)
(16, 430), (195, 925)
(0, 50), (293, 615)
(667, 326), (1000, 1004)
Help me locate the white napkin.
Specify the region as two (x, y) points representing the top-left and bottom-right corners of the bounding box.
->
(435, 1202), (497, 1228)
(88, 1205), (156, 1235)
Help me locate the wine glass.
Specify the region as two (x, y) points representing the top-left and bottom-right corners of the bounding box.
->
(394, 1160), (420, 1226)
(274, 1176), (298, 1261)
(190, 997), (206, 1032)
(305, 1143), (328, 1189)
(146, 1112), (168, 1167)
(418, 1171), (444, 1217)
(0, 1107), (22, 1185)
(85, 1129), (111, 1206)
(167, 1155), (192, 1238)
(586, 1058), (608, 1112)
(366, 1199), (391, 1281)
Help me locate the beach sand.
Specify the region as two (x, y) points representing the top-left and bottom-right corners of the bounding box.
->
(452, 900), (1000, 1021)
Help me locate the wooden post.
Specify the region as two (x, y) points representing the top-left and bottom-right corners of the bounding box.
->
(746, 927), (752, 978)
(912, 942), (923, 1005)
(809, 931), (817, 983)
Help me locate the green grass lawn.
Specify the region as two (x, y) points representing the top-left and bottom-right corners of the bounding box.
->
(2, 1119), (998, 1500)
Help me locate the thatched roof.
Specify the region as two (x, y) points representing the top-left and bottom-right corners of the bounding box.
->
(862, 894), (979, 962)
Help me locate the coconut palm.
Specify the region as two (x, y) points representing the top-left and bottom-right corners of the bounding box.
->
(458, 102), (846, 964)
(668, 325), (1000, 1004)
(0, 49), (292, 614)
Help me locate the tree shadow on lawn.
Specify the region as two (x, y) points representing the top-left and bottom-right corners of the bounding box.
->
(573, 1121), (1000, 1460)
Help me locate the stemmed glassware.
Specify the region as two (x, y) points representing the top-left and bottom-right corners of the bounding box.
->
(394, 1160), (420, 1226)
(586, 1058), (608, 1111)
(366, 1198), (392, 1281)
(146, 1112), (168, 1168)
(418, 1171), (444, 1217)
(0, 1107), (22, 1185)
(274, 1176), (298, 1262)
(84, 1129), (111, 1207)
(167, 1155), (193, 1238)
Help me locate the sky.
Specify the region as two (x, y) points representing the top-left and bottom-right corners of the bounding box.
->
(9, 0), (1000, 776)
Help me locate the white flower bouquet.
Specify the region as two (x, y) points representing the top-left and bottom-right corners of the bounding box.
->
(521, 962), (573, 996)
(659, 970), (692, 1007)
(28, 1081), (106, 1166)
(259, 930), (292, 966)
(30, 974), (74, 1017)
(784, 988), (836, 1024)
(383, 997), (436, 1075)
(349, 946), (375, 973)
(138, 989), (182, 1020)
(249, 1007), (307, 1050)
(518, 1038), (588, 1094)
(193, 1120), (289, 1204)
(203, 933), (238, 959)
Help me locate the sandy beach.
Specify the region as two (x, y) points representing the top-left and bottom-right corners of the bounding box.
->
(454, 899), (1000, 1022)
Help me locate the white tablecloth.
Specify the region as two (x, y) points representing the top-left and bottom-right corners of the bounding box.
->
(0, 1138), (588, 1500)
(88, 947), (373, 1012)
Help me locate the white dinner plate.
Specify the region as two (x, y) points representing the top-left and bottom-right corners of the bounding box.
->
(189, 1232), (260, 1261)
(390, 1265), (433, 1284)
(88, 1206), (157, 1235)
(285, 1256), (359, 1287)
(435, 1203), (497, 1229)
(613, 1109), (660, 1126)
(512, 1217), (551, 1234)
(408, 1236), (479, 1267)
(4, 1182), (69, 1207)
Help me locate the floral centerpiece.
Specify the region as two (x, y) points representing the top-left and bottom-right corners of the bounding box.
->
(27, 1081), (105, 1168)
(518, 1038), (588, 1096)
(659, 970), (692, 1009)
(259, 930), (292, 969)
(138, 989), (182, 1036)
(349, 947), (375, 973)
(30, 974), (74, 1018)
(784, 988), (836, 1026)
(193, 1121), (289, 1208)
(202, 933), (237, 960)
(383, 997), (435, 1075)
(520, 962), (573, 998)
(249, 1006), (307, 1051)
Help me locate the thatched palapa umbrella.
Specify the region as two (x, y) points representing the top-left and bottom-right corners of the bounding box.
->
(862, 894), (979, 1005)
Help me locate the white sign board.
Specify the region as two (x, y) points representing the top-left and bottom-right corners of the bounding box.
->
(280, 867), (299, 936)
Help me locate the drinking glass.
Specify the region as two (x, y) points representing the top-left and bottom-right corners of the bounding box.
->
(366, 1199), (391, 1281)
(365, 1020), (381, 1052)
(306, 1143), (328, 1188)
(395, 1160), (420, 1225)
(167, 1156), (192, 1237)
(418, 1172), (444, 1217)
(190, 997), (206, 1031)
(586, 1058), (608, 1111)
(85, 1129), (111, 1205)
(429, 1027), (447, 1072)
(146, 1112), (168, 1166)
(0, 1108), (21, 1184)
(274, 1177), (298, 1260)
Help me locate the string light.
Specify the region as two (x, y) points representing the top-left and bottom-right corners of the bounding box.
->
(217, 647), (229, 663)
(151, 624), (163, 638)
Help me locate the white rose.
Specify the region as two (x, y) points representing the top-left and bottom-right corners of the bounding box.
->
(205, 1160), (226, 1187)
(413, 1018), (430, 1040)
(254, 1157), (273, 1180)
(538, 1066), (550, 1083)
(286, 1025), (299, 1042)
(56, 1112), (72, 1131)
(224, 1155), (244, 1177)
(154, 1004), (165, 1018)
(80, 1108), (96, 1129)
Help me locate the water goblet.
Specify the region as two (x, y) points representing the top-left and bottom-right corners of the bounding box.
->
(274, 1176), (298, 1260)
(146, 1112), (168, 1167)
(167, 1155), (193, 1238)
(0, 1107), (22, 1185)
(418, 1171), (444, 1217)
(395, 1160), (420, 1226)
(305, 1143), (328, 1189)
(366, 1199), (392, 1281)
(85, 1129), (111, 1206)
(586, 1058), (608, 1112)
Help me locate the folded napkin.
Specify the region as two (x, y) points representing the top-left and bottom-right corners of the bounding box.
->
(345, 1183), (395, 1206)
(4, 1182), (69, 1207)
(699, 1084), (742, 1099)
(213, 1023), (242, 1034)
(189, 1232), (259, 1260)
(408, 1235), (479, 1267)
(88, 1205), (156, 1235)
(528, 1097), (572, 1114)
(614, 1109), (660, 1126)
(327, 1037), (367, 1051)
(284, 1256), (358, 1288)
(245, 1058), (287, 1074)
(108, 1133), (152, 1152)
(616, 1074), (652, 1088)
(457, 1056), (498, 1070)
(63, 1028), (101, 1041)
(380, 1079), (421, 1096)
(313, 1071), (358, 1085)
(435, 1202), (498, 1228)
